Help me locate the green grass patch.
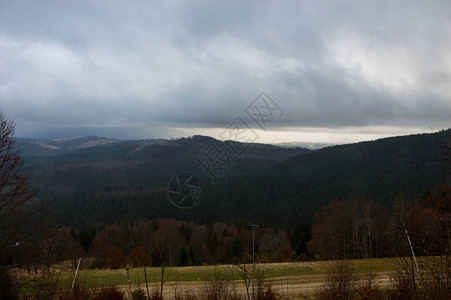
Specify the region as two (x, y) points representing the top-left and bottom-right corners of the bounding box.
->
(47, 257), (399, 288)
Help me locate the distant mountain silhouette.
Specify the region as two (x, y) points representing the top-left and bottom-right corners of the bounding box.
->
(16, 136), (121, 157)
(19, 131), (450, 227)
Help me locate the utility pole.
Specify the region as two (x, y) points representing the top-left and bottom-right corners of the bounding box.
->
(248, 223), (259, 300)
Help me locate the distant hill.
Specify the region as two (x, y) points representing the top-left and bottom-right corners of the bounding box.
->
(207, 131), (450, 225)
(16, 136), (121, 157)
(20, 131), (450, 228)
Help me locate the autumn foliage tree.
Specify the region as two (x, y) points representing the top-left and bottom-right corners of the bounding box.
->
(308, 196), (389, 260)
(105, 246), (126, 269)
(129, 246), (152, 267)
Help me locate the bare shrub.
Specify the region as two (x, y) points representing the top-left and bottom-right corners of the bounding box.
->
(21, 273), (92, 300)
(388, 255), (450, 299)
(199, 266), (235, 300)
(255, 276), (278, 300)
(172, 281), (204, 300)
(418, 256), (451, 299)
(150, 287), (163, 300)
(172, 275), (202, 300)
(22, 272), (61, 299)
(355, 273), (385, 300)
(201, 280), (231, 299)
(315, 260), (357, 300)
(386, 273), (415, 300)
(173, 288), (199, 300)
(19, 271), (127, 300)
(92, 286), (125, 300)
(131, 288), (147, 300)
(171, 266), (244, 300)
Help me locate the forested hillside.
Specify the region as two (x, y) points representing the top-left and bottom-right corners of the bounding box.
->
(20, 131), (450, 228)
(206, 131), (449, 225)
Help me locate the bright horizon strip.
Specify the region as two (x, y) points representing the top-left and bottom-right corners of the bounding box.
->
(172, 125), (441, 145)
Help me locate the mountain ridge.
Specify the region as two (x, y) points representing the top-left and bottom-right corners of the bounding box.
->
(18, 130), (451, 227)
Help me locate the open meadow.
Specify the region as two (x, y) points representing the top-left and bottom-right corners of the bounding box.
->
(16, 258), (401, 299)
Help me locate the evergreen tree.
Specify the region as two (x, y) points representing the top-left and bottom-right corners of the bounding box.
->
(291, 223), (310, 256)
(232, 236), (243, 258)
(79, 227), (95, 252)
(188, 245), (197, 266)
(207, 232), (218, 255)
(178, 246), (189, 266)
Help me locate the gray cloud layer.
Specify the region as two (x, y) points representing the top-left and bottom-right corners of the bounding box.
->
(0, 0), (450, 139)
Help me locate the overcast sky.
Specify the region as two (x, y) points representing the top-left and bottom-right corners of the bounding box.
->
(1, 0), (450, 144)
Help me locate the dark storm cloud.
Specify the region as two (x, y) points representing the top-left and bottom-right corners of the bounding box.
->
(0, 0), (450, 139)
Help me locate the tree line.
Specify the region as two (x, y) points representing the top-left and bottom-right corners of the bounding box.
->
(4, 182), (449, 273)
(309, 183), (450, 260)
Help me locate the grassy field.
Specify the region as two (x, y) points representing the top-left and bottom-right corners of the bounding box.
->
(17, 257), (448, 299)
(53, 258), (397, 288)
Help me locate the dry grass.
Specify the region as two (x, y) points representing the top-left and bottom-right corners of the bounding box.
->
(15, 258), (414, 299)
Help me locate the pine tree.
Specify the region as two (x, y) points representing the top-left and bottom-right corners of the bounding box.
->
(232, 236), (243, 258)
(188, 245), (197, 266)
(178, 246), (189, 266)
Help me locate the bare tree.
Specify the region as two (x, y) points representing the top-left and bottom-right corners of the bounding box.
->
(0, 111), (35, 253)
(0, 111), (37, 299)
(128, 220), (155, 300)
(235, 262), (252, 300)
(156, 238), (173, 300)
